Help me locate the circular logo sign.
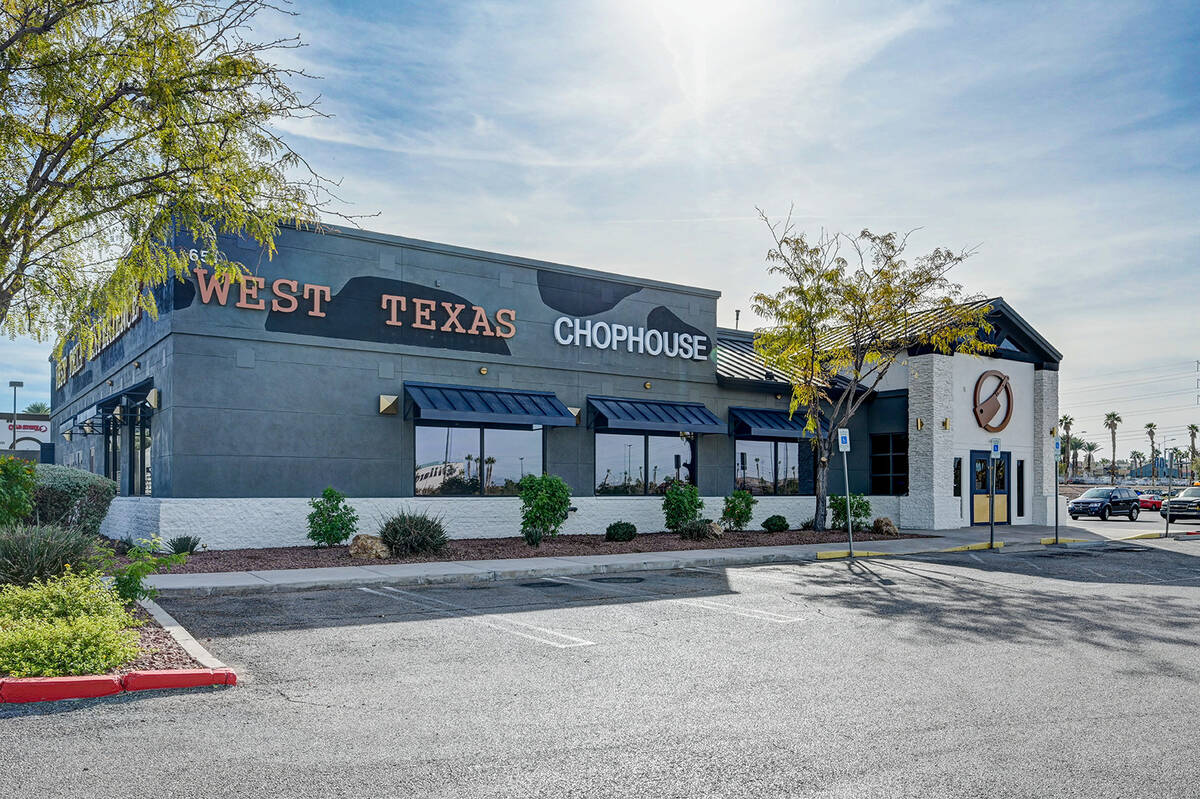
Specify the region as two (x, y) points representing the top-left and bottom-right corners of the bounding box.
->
(973, 370), (1013, 432)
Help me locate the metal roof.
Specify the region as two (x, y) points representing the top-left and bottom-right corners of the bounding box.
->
(713, 335), (786, 385)
(588, 396), (725, 434)
(728, 407), (823, 439)
(405, 382), (577, 427)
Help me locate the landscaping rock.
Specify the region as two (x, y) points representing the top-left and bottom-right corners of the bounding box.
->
(349, 534), (390, 559)
(872, 517), (899, 536)
(706, 521), (725, 539)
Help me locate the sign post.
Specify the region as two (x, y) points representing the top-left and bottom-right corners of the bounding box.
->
(989, 438), (1001, 550)
(1053, 437), (1061, 545)
(838, 428), (853, 557)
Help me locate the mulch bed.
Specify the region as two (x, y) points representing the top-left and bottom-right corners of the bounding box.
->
(165, 528), (931, 574)
(115, 608), (201, 675)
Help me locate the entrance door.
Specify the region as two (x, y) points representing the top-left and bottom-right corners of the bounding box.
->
(970, 450), (1011, 525)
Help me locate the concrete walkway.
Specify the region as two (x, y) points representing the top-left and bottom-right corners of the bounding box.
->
(147, 521), (1114, 597)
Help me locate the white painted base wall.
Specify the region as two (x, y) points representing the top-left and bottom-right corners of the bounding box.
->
(99, 491), (1046, 550)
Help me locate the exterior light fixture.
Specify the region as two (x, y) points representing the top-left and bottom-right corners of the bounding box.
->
(106, 379), (114, 386)
(916, 418), (925, 430)
(942, 418), (951, 430)
(62, 429), (72, 442)
(145, 388), (160, 409)
(478, 367), (488, 375)
(643, 381), (652, 390)
(775, 393), (783, 400)
(378, 394), (399, 415)
(133, 360), (141, 369)
(111, 405), (122, 423)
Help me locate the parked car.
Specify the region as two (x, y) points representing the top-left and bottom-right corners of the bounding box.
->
(1068, 487), (1141, 521)
(1161, 486), (1200, 522)
(1138, 493), (1162, 511)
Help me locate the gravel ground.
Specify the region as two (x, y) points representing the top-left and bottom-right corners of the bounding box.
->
(117, 608), (200, 674)
(164, 528), (928, 574)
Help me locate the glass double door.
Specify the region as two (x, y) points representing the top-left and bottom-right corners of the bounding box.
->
(970, 450), (1011, 525)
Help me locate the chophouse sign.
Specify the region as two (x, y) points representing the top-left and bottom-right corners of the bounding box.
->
(972, 369), (1013, 432)
(191, 268), (517, 339)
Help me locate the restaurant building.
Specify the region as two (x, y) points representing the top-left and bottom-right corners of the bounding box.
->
(48, 225), (1061, 548)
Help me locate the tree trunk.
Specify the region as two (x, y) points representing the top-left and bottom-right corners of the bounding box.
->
(813, 438), (830, 532)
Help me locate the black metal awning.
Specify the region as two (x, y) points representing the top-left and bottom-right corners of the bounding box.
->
(729, 406), (824, 439)
(588, 396), (724, 434)
(404, 382), (577, 427)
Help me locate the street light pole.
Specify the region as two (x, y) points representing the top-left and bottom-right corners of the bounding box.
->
(8, 380), (22, 449)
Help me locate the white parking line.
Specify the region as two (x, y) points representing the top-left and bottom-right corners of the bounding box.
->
(358, 587), (595, 649)
(552, 575), (803, 624)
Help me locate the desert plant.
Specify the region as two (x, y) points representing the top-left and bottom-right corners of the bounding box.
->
(109, 536), (186, 602)
(165, 535), (203, 555)
(307, 487), (358, 548)
(605, 521), (637, 542)
(799, 517), (815, 531)
(378, 510), (449, 556)
(0, 569), (139, 677)
(762, 514), (789, 533)
(720, 490), (757, 531)
(829, 493), (871, 532)
(662, 480), (703, 532)
(0, 524), (103, 586)
(871, 517), (899, 536)
(679, 518), (721, 541)
(0, 456), (37, 526)
(517, 474), (572, 547)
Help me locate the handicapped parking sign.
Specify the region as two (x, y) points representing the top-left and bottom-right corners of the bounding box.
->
(837, 428), (851, 452)
(990, 438), (1002, 459)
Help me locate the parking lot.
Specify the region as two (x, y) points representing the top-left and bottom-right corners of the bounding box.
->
(3, 531), (1200, 798)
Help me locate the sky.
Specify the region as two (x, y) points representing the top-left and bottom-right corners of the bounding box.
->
(3, 0), (1198, 459)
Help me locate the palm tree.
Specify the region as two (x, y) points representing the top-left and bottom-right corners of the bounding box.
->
(1059, 415), (1074, 480)
(1070, 436), (1084, 476)
(1189, 424), (1198, 480)
(1082, 441), (1100, 475)
(483, 456), (496, 489)
(1103, 412), (1121, 484)
(1129, 450), (1145, 473)
(22, 401), (50, 414)
(1145, 422), (1158, 482)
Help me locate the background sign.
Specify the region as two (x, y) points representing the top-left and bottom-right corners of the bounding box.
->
(990, 437), (1002, 459)
(837, 428), (851, 452)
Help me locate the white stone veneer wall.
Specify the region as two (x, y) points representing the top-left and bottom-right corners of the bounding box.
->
(100, 494), (910, 550)
(1031, 369), (1059, 525)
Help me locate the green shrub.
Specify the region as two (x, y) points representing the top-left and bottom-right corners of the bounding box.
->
(662, 481), (703, 532)
(517, 473), (572, 548)
(307, 487), (358, 548)
(0, 570), (139, 678)
(165, 535), (202, 555)
(0, 616), (139, 677)
(605, 521), (637, 542)
(762, 514), (789, 533)
(829, 493), (871, 531)
(799, 517), (815, 531)
(378, 510), (449, 556)
(0, 568), (128, 622)
(0, 524), (104, 585)
(720, 490), (757, 531)
(110, 536), (186, 602)
(679, 518), (721, 541)
(0, 456), (37, 526)
(26, 464), (117, 536)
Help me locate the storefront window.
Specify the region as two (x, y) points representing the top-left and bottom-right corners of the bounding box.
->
(133, 408), (152, 496)
(734, 439), (815, 496)
(482, 428), (542, 496)
(648, 435), (694, 494)
(595, 434), (644, 495)
(595, 433), (696, 495)
(870, 433), (908, 495)
(104, 415), (122, 490)
(735, 440), (774, 495)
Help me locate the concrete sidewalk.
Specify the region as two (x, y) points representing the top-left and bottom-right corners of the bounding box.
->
(146, 521), (1110, 597)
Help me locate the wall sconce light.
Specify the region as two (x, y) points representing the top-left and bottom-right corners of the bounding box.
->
(111, 405), (122, 423)
(1050, 427), (1057, 437)
(478, 367), (488, 375)
(106, 379), (114, 386)
(133, 360), (141, 369)
(942, 418), (951, 430)
(145, 388), (160, 409)
(62, 429), (72, 442)
(774, 393), (783, 400)
(916, 418), (925, 431)
(643, 381), (652, 390)
(378, 394), (399, 415)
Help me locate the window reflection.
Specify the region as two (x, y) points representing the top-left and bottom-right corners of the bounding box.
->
(733, 439), (815, 496)
(736, 440), (774, 495)
(595, 433), (644, 495)
(648, 435), (694, 495)
(483, 428), (542, 496)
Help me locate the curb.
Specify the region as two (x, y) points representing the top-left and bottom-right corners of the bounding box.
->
(940, 542), (1005, 552)
(1039, 537), (1091, 545)
(0, 669), (235, 704)
(815, 550), (890, 560)
(1120, 532), (1167, 540)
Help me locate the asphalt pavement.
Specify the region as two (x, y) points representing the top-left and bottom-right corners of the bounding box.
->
(3, 522), (1200, 798)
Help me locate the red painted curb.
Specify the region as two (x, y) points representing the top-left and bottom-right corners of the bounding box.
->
(0, 668), (237, 703)
(122, 669), (227, 692)
(0, 675), (122, 704)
